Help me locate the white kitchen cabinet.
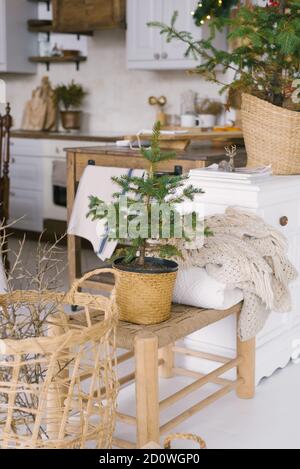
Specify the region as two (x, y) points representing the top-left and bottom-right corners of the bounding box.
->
(9, 138), (106, 232)
(10, 188), (43, 232)
(184, 173), (300, 385)
(127, 0), (202, 70)
(9, 140), (44, 231)
(0, 0), (37, 74)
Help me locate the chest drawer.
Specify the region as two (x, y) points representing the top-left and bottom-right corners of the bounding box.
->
(259, 200), (300, 236)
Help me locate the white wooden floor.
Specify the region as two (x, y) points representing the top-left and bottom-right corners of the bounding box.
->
(116, 361), (300, 449)
(7, 237), (300, 449)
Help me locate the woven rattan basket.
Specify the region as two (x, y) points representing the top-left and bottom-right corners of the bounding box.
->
(242, 93), (300, 175)
(0, 269), (118, 449)
(142, 433), (207, 449)
(164, 433), (207, 449)
(113, 259), (178, 325)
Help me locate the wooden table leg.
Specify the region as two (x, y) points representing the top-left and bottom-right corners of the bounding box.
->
(158, 344), (174, 378)
(236, 337), (256, 399)
(67, 151), (82, 291)
(134, 332), (160, 447)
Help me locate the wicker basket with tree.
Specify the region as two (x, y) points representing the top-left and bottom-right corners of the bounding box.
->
(149, 1), (300, 175)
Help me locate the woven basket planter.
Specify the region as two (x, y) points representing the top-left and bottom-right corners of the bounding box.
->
(0, 269), (118, 449)
(113, 258), (178, 325)
(242, 93), (300, 175)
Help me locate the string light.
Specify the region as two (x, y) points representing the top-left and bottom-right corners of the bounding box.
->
(193, 0), (238, 25)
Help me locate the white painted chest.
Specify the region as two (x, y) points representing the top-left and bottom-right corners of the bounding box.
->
(186, 173), (300, 384)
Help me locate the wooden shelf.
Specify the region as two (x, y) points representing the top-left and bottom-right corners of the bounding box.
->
(29, 55), (87, 71)
(28, 19), (93, 37)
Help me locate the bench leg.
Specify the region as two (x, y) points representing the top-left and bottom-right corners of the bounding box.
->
(135, 332), (160, 447)
(236, 337), (256, 399)
(158, 344), (174, 378)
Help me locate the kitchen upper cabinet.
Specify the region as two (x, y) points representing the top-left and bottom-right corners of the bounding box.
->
(127, 0), (202, 70)
(127, 0), (161, 63)
(0, 0), (37, 74)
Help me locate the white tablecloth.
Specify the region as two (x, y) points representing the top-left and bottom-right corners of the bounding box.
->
(68, 166), (144, 261)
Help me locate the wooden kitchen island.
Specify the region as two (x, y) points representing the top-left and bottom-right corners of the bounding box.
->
(67, 144), (247, 289)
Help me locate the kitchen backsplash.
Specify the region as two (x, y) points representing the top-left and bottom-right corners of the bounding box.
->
(4, 29), (224, 133)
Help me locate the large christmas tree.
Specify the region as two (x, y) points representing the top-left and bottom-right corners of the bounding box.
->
(192, 0), (238, 25)
(149, 0), (300, 108)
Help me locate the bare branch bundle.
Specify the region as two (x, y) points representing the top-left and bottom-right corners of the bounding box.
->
(0, 229), (69, 442)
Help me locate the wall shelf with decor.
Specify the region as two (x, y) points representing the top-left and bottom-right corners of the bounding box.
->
(27, 19), (93, 39)
(29, 55), (87, 71)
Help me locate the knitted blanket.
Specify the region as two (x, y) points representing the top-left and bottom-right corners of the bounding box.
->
(179, 208), (298, 341)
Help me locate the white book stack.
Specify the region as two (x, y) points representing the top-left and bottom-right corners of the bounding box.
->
(190, 164), (273, 185)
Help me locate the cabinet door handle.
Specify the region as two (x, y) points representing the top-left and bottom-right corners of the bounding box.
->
(10, 191), (16, 197)
(153, 53), (160, 60)
(162, 52), (168, 59)
(279, 216), (289, 226)
(11, 157), (16, 164)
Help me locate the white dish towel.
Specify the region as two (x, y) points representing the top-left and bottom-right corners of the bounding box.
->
(68, 166), (144, 261)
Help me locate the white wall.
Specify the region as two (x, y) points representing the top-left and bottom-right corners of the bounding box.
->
(4, 5), (224, 133)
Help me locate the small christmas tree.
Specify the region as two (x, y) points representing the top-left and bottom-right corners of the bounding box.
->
(87, 122), (206, 268)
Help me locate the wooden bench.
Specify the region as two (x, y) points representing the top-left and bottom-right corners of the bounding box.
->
(69, 301), (255, 449)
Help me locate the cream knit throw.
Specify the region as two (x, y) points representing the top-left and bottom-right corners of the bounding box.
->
(178, 208), (298, 341)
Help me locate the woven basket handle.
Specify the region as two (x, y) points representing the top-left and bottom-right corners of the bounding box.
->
(164, 433), (207, 449)
(69, 268), (118, 296)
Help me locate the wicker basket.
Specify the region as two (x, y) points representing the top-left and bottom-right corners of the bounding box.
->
(242, 93), (300, 175)
(142, 433), (207, 449)
(0, 269), (118, 449)
(113, 260), (178, 325)
(164, 433), (207, 449)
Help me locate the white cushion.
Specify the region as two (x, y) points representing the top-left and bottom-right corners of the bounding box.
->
(173, 266), (243, 310)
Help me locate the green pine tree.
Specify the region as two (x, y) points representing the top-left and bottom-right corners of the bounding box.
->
(87, 122), (207, 267)
(148, 1), (300, 108)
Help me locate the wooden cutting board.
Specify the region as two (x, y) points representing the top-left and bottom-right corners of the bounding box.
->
(125, 129), (243, 150)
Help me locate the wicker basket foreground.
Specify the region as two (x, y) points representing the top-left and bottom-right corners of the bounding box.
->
(242, 93), (300, 175)
(113, 267), (177, 325)
(0, 269), (118, 449)
(164, 433), (207, 449)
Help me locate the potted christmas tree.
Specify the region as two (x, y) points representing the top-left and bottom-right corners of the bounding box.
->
(149, 1), (300, 175)
(54, 80), (87, 131)
(87, 122), (205, 325)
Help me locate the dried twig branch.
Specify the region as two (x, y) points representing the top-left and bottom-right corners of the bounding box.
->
(0, 227), (67, 439)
